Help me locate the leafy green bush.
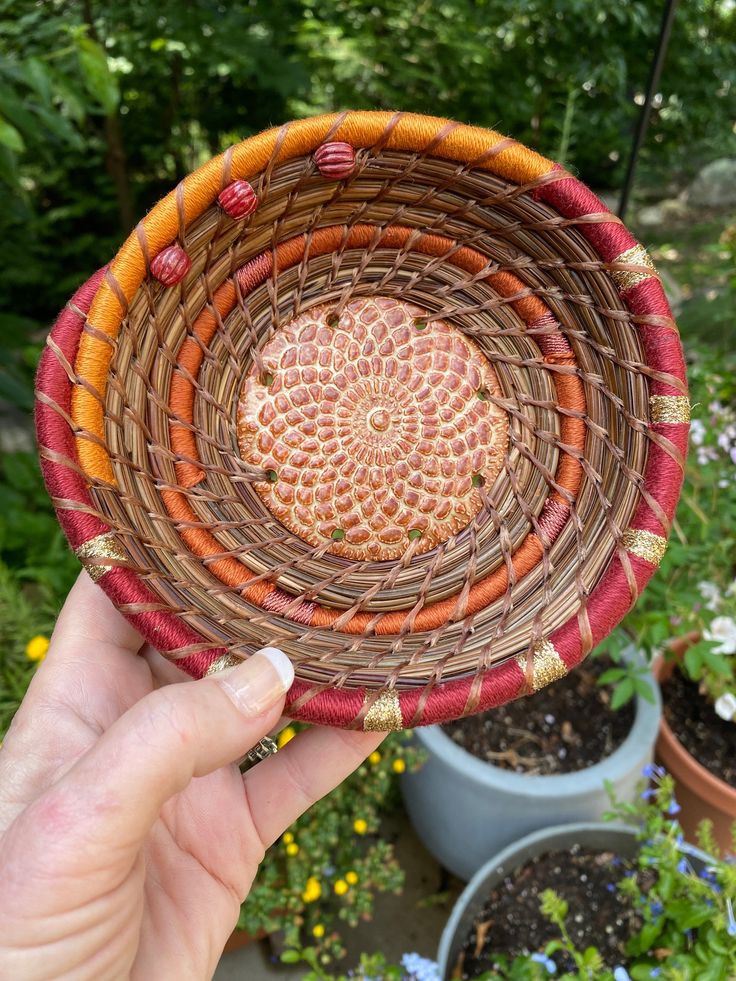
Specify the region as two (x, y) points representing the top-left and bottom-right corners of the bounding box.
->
(0, 560), (56, 737)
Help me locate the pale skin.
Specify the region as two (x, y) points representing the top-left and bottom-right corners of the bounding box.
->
(0, 573), (384, 980)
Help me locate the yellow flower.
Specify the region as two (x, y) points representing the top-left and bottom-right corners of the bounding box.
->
(312, 924), (325, 939)
(286, 842), (299, 856)
(283, 831), (294, 844)
(368, 751), (382, 765)
(25, 635), (49, 662)
(278, 726), (296, 749)
(302, 877), (322, 903)
(392, 758), (406, 774)
(345, 870), (359, 885)
(353, 818), (368, 835)
(334, 879), (348, 896)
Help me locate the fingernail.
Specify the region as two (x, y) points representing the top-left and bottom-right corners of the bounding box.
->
(215, 647), (294, 716)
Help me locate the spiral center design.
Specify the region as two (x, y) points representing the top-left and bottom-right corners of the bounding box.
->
(237, 297), (509, 560)
(368, 407), (391, 433)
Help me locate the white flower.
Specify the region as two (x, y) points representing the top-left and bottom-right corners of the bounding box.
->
(698, 581), (722, 611)
(689, 418), (706, 446)
(715, 692), (736, 722)
(704, 616), (736, 655)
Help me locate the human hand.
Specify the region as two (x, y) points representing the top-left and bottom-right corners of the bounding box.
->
(0, 573), (383, 980)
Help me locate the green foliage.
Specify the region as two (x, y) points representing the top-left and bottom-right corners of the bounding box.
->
(237, 732), (424, 961)
(604, 770), (736, 980)
(610, 344), (736, 717)
(594, 647), (658, 710)
(0, 560), (56, 737)
(0, 451), (79, 598)
(0, 0), (734, 349)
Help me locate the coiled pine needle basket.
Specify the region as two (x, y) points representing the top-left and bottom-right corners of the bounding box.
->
(36, 111), (689, 730)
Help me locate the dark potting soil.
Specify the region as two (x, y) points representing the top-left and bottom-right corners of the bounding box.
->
(442, 656), (636, 775)
(454, 845), (650, 978)
(663, 667), (736, 787)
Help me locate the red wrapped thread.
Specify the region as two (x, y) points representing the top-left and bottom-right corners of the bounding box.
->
(314, 141), (356, 179)
(150, 244), (191, 286)
(218, 179), (258, 219)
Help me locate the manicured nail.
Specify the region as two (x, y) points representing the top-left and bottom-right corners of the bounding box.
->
(216, 647), (294, 716)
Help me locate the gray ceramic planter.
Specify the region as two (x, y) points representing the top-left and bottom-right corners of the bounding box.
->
(437, 822), (710, 980)
(402, 655), (661, 880)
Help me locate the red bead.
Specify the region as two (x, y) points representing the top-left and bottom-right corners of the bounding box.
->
(218, 180), (258, 219)
(150, 245), (191, 286)
(314, 142), (356, 179)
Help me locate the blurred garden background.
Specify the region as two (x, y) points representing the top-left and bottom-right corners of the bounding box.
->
(1, 1), (735, 979)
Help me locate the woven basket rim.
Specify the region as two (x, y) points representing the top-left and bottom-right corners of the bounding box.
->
(35, 110), (689, 730)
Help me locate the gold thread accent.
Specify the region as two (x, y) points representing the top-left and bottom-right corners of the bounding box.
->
(75, 532), (128, 582)
(205, 653), (243, 675)
(363, 691), (403, 731)
(649, 395), (691, 424)
(622, 527), (667, 566)
(515, 639), (567, 692)
(610, 244), (657, 291)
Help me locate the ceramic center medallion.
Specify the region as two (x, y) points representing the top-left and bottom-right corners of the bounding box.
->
(237, 297), (509, 560)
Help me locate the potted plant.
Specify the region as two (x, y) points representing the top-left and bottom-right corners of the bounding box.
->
(401, 647), (660, 880)
(614, 350), (736, 852)
(282, 771), (736, 980)
(437, 769), (736, 979)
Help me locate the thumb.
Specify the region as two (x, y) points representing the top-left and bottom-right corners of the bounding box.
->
(14, 648), (293, 873)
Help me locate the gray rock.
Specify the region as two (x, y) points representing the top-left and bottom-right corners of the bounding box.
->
(686, 158), (736, 208)
(637, 195), (689, 227)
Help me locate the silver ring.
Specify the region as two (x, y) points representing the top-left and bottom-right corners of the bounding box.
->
(237, 735), (279, 773)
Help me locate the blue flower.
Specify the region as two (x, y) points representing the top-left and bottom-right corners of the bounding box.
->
(649, 901), (663, 917)
(530, 952), (557, 974)
(650, 970), (661, 978)
(642, 763), (665, 780)
(606, 883), (616, 893)
(401, 953), (441, 981)
(640, 788), (656, 801)
(667, 799), (681, 815)
(677, 857), (690, 875)
(613, 968), (632, 981)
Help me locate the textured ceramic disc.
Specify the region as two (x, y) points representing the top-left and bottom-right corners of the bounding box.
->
(237, 297), (508, 560)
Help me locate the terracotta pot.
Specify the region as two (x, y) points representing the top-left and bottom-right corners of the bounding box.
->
(654, 633), (736, 853)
